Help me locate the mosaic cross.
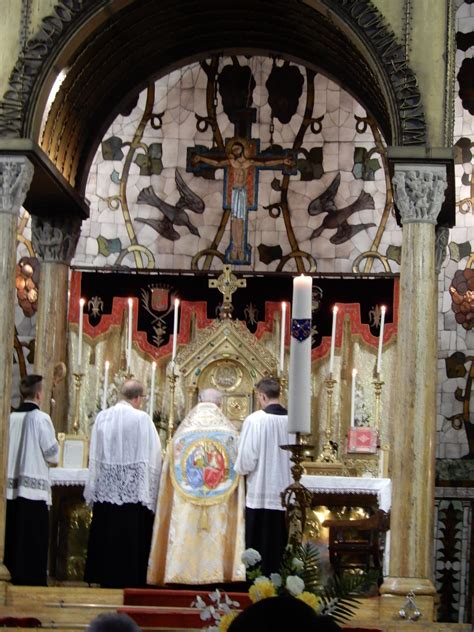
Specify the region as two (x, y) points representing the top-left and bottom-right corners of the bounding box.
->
(187, 111), (296, 266)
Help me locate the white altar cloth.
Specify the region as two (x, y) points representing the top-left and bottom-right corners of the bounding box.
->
(301, 476), (392, 512)
(50, 468), (88, 486)
(301, 475), (392, 574)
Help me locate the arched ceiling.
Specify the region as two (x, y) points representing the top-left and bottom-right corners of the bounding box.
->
(18, 0), (425, 193)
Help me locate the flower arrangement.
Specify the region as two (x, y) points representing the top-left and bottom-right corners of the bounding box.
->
(243, 543), (363, 624)
(192, 543), (364, 630)
(191, 590), (240, 632)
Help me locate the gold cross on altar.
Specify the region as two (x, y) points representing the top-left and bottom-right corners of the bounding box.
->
(209, 265), (246, 319)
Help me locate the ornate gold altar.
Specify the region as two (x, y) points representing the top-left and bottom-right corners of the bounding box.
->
(176, 318), (278, 427)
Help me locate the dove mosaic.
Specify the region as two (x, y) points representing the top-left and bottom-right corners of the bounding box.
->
(77, 56), (396, 273)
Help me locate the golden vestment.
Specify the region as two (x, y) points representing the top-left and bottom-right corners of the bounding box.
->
(147, 402), (245, 585)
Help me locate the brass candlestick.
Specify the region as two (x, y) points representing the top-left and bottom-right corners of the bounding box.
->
(316, 375), (338, 463)
(373, 373), (384, 434)
(281, 433), (314, 550)
(373, 374), (387, 477)
(166, 364), (178, 443)
(71, 372), (84, 434)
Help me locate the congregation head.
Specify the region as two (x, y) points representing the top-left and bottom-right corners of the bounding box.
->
(198, 388), (223, 406)
(20, 374), (43, 401)
(227, 596), (342, 631)
(87, 612), (142, 632)
(255, 377), (280, 400)
(121, 380), (144, 403)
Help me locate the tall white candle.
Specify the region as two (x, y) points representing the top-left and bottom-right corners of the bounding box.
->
(288, 274), (313, 434)
(127, 298), (133, 372)
(102, 360), (110, 410)
(350, 368), (357, 427)
(149, 361), (156, 418)
(376, 305), (386, 376)
(77, 298), (85, 370)
(279, 302), (287, 373)
(172, 298), (180, 361)
(329, 305), (338, 377)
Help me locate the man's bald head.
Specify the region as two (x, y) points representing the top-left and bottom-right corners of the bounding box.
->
(121, 380), (144, 405)
(198, 389), (223, 406)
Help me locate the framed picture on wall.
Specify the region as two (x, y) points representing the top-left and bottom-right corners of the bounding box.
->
(57, 433), (89, 469)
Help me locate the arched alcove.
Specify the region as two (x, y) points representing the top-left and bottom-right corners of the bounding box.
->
(0, 0), (426, 192)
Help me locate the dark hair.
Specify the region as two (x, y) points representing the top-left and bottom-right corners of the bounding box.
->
(87, 613), (142, 632)
(256, 377), (280, 399)
(121, 380), (144, 401)
(228, 596), (342, 631)
(20, 374), (43, 400)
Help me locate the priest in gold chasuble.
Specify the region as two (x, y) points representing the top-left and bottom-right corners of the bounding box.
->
(147, 389), (245, 585)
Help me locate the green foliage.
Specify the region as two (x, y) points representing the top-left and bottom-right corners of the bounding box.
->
(318, 572), (365, 624)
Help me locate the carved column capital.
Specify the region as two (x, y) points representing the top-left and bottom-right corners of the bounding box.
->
(32, 214), (82, 264)
(392, 165), (448, 225)
(0, 156), (34, 215)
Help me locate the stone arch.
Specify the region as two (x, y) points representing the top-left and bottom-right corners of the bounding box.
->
(0, 0), (427, 192)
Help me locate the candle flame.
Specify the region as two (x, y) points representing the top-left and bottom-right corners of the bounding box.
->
(128, 298), (133, 307)
(333, 305), (338, 313)
(174, 298), (180, 307)
(152, 361), (157, 369)
(352, 368), (358, 377)
(105, 360), (110, 369)
(381, 305), (387, 314)
(79, 298), (85, 306)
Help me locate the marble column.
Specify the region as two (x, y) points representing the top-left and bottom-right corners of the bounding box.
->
(380, 166), (447, 613)
(0, 156), (34, 582)
(32, 215), (81, 432)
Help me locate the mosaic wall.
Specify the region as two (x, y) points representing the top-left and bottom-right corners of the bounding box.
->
(433, 2), (474, 623)
(13, 211), (36, 408)
(438, 2), (474, 461)
(75, 56), (399, 274)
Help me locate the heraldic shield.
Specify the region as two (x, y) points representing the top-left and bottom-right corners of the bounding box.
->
(170, 430), (239, 505)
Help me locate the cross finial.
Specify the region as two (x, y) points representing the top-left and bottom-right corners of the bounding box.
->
(209, 265), (246, 319)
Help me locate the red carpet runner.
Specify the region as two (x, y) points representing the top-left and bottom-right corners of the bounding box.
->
(120, 588), (252, 629)
(120, 588), (383, 630)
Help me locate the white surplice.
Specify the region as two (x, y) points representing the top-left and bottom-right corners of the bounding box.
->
(234, 406), (292, 510)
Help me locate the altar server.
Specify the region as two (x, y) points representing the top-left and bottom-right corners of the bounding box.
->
(84, 380), (162, 587)
(4, 374), (59, 585)
(147, 389), (245, 585)
(235, 377), (292, 575)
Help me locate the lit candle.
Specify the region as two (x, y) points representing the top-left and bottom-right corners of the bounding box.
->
(350, 368), (357, 427)
(149, 361), (156, 418)
(288, 274), (313, 434)
(127, 298), (133, 372)
(77, 298), (85, 370)
(172, 298), (180, 362)
(279, 302), (287, 373)
(376, 305), (386, 376)
(102, 360), (110, 410)
(329, 305), (338, 377)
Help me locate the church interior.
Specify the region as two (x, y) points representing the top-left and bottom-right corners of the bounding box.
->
(0, 0), (474, 629)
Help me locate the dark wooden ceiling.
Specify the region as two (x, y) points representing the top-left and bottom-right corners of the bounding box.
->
(40, 0), (395, 193)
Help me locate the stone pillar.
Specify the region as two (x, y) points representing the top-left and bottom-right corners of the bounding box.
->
(0, 156), (34, 582)
(380, 166), (447, 615)
(32, 215), (81, 432)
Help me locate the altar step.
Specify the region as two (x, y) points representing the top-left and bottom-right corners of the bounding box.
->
(0, 585), (471, 631)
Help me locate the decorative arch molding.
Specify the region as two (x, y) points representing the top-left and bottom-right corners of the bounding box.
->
(318, 0), (426, 146)
(0, 0), (427, 188)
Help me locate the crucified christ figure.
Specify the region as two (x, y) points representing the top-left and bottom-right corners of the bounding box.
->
(192, 140), (293, 262)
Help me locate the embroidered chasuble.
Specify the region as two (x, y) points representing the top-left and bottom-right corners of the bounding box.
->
(147, 402), (246, 584)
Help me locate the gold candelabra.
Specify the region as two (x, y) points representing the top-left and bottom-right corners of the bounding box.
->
(316, 375), (339, 463)
(281, 433), (314, 550)
(71, 372), (84, 434)
(167, 363), (178, 443)
(373, 372), (388, 477)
